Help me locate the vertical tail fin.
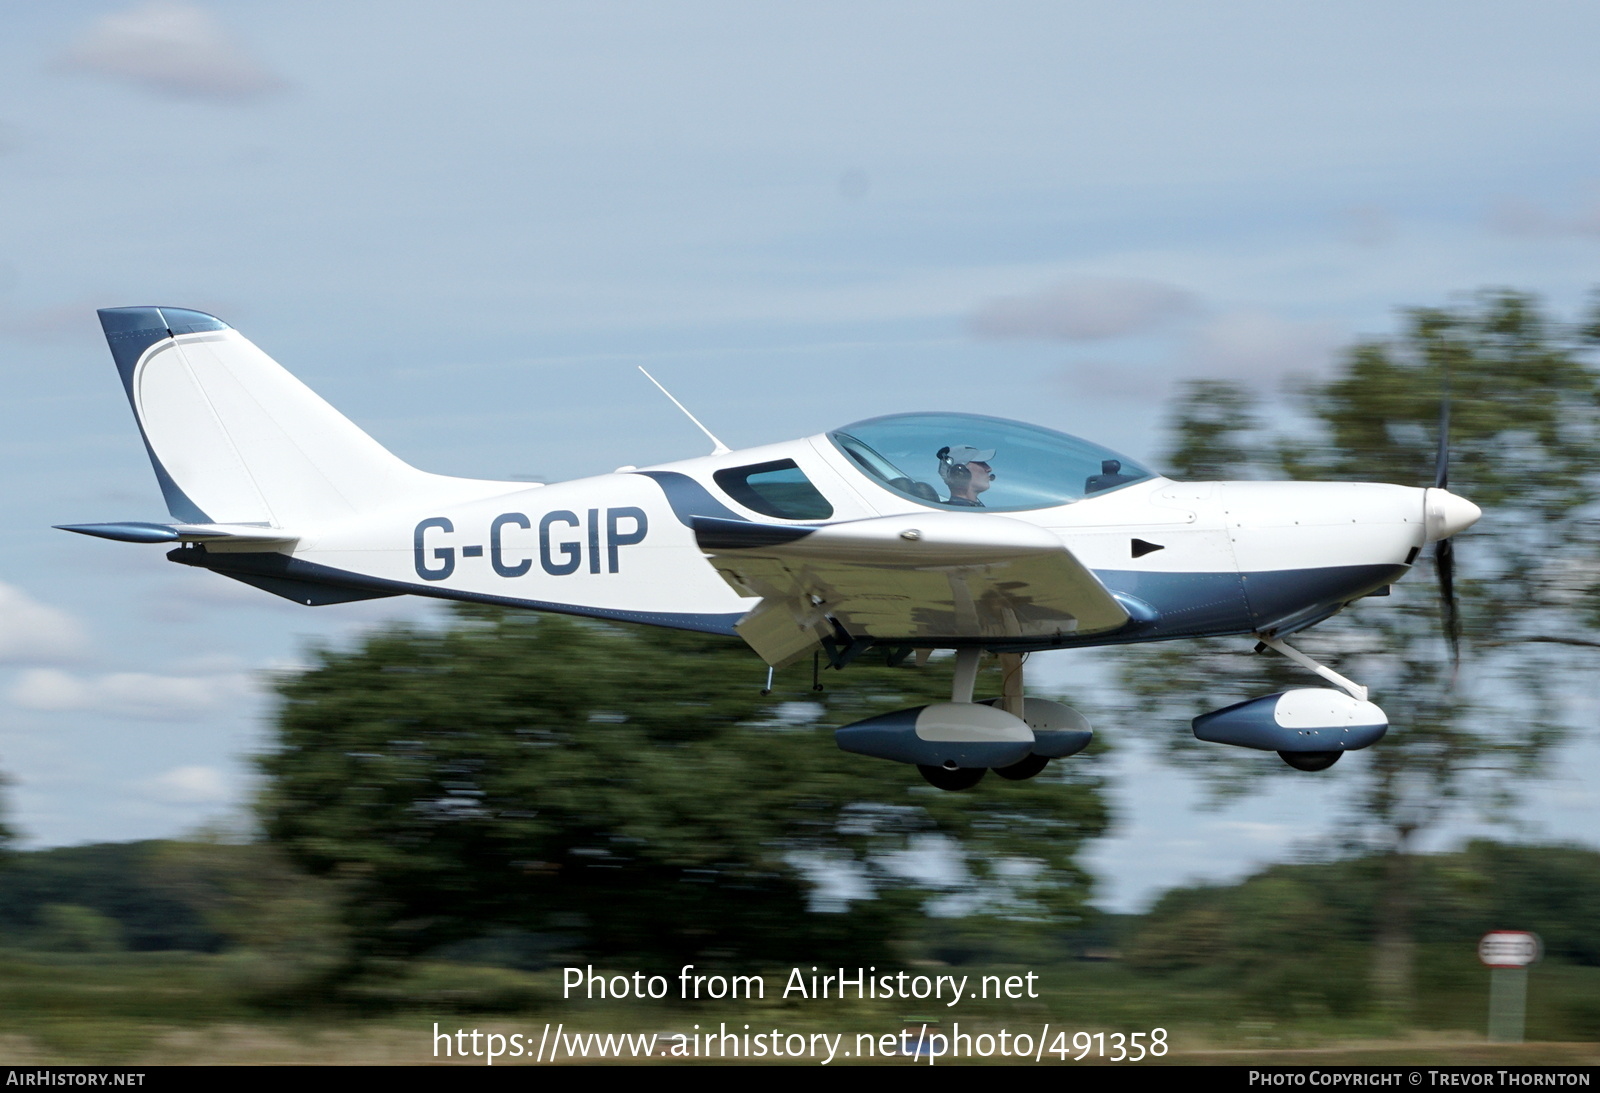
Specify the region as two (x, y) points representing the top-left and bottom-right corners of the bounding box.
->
(99, 307), (436, 528)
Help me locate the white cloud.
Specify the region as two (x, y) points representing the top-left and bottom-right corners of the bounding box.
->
(58, 2), (287, 102)
(1050, 310), (1345, 399)
(138, 764), (232, 805)
(8, 667), (253, 720)
(1211, 820), (1297, 846)
(1334, 204), (1397, 248)
(0, 584), (88, 664)
(1487, 191), (1600, 239)
(971, 277), (1198, 341)
(1186, 310), (1345, 383)
(167, 653), (248, 674)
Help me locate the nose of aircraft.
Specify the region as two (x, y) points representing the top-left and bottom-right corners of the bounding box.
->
(1423, 488), (1482, 542)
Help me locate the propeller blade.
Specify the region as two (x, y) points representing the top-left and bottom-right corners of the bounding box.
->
(1433, 360), (1459, 676)
(1434, 363), (1451, 490)
(1436, 536), (1459, 673)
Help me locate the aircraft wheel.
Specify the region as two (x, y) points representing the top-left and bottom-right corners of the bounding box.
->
(993, 754), (1050, 781)
(917, 764), (986, 791)
(1278, 750), (1342, 772)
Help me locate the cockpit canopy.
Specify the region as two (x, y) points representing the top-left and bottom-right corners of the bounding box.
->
(828, 412), (1156, 512)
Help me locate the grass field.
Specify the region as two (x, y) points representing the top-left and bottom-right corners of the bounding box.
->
(2, 950), (1597, 1066)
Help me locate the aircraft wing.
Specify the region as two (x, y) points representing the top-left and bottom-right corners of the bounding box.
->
(694, 512), (1130, 667)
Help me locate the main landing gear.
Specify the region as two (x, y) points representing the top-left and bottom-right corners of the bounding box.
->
(909, 651), (1063, 790)
(834, 649), (1093, 790)
(917, 763), (988, 790)
(916, 752), (1051, 791)
(913, 650), (1045, 791)
(921, 755), (1056, 790)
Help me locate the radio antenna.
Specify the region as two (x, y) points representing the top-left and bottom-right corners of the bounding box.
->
(638, 367), (730, 455)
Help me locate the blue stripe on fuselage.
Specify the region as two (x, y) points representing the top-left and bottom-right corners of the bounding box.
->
(169, 546), (746, 636)
(1077, 562), (1408, 647)
(168, 540), (1404, 651)
(851, 562), (1409, 653)
(631, 470), (747, 526)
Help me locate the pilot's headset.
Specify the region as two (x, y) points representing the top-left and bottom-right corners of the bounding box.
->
(936, 444), (996, 486)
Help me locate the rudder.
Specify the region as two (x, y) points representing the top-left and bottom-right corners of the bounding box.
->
(99, 307), (433, 529)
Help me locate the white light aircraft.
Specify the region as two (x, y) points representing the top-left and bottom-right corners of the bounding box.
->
(60, 307), (1481, 789)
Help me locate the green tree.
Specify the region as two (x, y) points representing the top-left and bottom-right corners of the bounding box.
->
(259, 606), (1109, 973)
(0, 767), (16, 866)
(0, 841), (222, 951)
(1125, 841), (1600, 1027)
(149, 832), (349, 998)
(34, 903), (124, 953)
(1120, 289), (1600, 1015)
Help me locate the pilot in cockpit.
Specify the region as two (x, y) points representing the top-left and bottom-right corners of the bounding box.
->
(936, 445), (995, 507)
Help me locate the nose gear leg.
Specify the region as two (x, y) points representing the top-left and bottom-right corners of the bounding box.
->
(1254, 634), (1369, 701)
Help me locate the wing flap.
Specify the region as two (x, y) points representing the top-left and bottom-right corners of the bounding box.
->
(697, 513), (1129, 666)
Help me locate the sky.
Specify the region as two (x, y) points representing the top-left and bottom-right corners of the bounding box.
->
(1, 1), (1598, 912)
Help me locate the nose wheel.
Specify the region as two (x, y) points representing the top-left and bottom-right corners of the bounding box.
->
(1278, 750), (1342, 771)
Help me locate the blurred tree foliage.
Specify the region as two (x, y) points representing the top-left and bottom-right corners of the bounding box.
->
(259, 607), (1110, 972)
(0, 841), (222, 951)
(1125, 841), (1600, 1019)
(1120, 289), (1600, 1012)
(149, 833), (350, 998)
(33, 903), (124, 953)
(0, 768), (16, 865)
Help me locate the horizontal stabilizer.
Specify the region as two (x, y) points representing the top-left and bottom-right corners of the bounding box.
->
(56, 521), (297, 546)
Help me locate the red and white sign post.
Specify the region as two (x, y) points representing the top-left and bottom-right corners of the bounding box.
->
(1478, 931), (1542, 1043)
